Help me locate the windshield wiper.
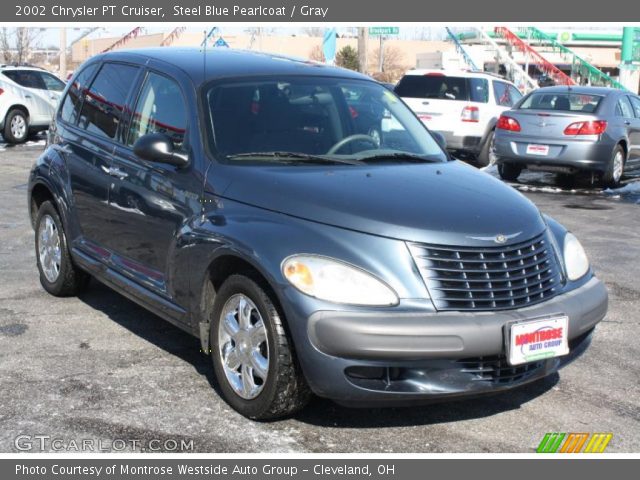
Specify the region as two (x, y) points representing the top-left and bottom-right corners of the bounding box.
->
(226, 152), (362, 166)
(357, 152), (444, 164)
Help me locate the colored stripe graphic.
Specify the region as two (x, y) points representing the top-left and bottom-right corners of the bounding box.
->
(537, 433), (613, 453)
(537, 433), (565, 453)
(584, 433), (613, 453)
(560, 433), (589, 453)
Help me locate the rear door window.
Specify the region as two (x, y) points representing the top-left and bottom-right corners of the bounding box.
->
(2, 70), (46, 89)
(616, 96), (635, 118)
(78, 62), (140, 141)
(493, 81), (521, 107)
(59, 63), (98, 125)
(127, 72), (187, 150)
(629, 96), (640, 118)
(39, 72), (65, 92)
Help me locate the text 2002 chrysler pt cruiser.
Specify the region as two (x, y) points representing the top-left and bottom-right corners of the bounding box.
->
(29, 49), (607, 419)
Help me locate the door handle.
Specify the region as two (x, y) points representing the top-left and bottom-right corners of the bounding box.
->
(25, 95), (32, 99)
(106, 167), (128, 180)
(624, 121), (631, 125)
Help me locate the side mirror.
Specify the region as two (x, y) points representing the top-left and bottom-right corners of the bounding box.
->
(431, 131), (447, 150)
(133, 133), (189, 168)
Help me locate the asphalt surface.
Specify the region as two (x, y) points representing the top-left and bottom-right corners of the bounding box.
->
(1, 139), (639, 453)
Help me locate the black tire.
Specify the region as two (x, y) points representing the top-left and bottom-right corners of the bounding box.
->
(35, 201), (89, 296)
(497, 162), (523, 182)
(3, 109), (29, 144)
(476, 130), (495, 167)
(601, 144), (625, 189)
(210, 274), (311, 420)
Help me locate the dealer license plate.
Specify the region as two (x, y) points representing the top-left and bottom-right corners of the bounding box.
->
(508, 316), (569, 366)
(526, 144), (549, 156)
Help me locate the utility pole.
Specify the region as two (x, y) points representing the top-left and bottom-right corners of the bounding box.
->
(59, 27), (67, 77)
(357, 27), (368, 74)
(378, 35), (384, 73)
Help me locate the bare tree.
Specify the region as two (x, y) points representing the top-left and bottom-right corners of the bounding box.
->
(303, 27), (324, 38)
(371, 45), (407, 79)
(0, 28), (12, 63)
(308, 45), (324, 62)
(0, 28), (41, 64)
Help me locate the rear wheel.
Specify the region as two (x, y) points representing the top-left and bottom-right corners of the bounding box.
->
(497, 162), (522, 182)
(601, 145), (625, 189)
(210, 274), (310, 420)
(35, 201), (89, 296)
(476, 130), (495, 167)
(3, 109), (29, 144)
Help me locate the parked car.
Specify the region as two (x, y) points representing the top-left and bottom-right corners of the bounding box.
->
(29, 49), (607, 419)
(395, 69), (523, 166)
(493, 86), (640, 187)
(0, 65), (66, 143)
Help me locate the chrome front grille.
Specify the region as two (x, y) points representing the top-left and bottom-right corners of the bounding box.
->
(409, 232), (562, 311)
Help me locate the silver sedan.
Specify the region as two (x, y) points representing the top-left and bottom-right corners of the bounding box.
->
(493, 86), (640, 187)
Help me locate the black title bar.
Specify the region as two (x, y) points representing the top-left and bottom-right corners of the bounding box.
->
(5, 0), (640, 22)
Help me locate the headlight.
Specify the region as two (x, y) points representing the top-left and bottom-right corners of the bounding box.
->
(282, 255), (398, 306)
(563, 233), (589, 281)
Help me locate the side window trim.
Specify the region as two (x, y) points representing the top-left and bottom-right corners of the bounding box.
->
(57, 62), (101, 127)
(75, 61), (143, 145)
(122, 68), (190, 153)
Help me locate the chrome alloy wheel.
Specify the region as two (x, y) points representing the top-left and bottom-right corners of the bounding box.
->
(38, 215), (61, 283)
(613, 150), (624, 183)
(218, 294), (269, 400)
(10, 114), (27, 140)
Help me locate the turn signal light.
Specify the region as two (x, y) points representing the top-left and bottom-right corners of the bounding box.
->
(563, 120), (607, 136)
(461, 106), (479, 122)
(496, 115), (521, 132)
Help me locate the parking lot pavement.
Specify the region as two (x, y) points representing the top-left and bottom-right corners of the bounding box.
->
(1, 141), (639, 453)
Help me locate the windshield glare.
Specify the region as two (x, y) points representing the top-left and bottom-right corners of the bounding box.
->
(204, 77), (446, 164)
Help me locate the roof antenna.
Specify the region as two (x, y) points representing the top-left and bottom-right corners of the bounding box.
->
(202, 29), (207, 84)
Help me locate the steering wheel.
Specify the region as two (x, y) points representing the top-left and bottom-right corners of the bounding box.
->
(327, 134), (379, 155)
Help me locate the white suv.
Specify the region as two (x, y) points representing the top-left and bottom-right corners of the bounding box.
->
(0, 65), (65, 143)
(395, 69), (523, 166)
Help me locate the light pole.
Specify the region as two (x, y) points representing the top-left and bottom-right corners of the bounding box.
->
(59, 27), (66, 76)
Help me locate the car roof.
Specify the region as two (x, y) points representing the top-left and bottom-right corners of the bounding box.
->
(90, 48), (370, 85)
(0, 65), (46, 72)
(531, 85), (625, 96)
(403, 68), (514, 82)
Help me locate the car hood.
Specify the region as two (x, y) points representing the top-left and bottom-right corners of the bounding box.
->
(218, 160), (546, 246)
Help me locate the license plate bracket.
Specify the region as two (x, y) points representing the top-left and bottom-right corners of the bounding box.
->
(505, 315), (569, 366)
(526, 144), (550, 156)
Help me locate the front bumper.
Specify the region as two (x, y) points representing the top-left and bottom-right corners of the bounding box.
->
(297, 276), (607, 405)
(493, 134), (613, 173)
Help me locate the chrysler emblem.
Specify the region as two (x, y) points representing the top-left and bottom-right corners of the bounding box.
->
(467, 232), (522, 243)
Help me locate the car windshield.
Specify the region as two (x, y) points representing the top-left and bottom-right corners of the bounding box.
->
(519, 92), (604, 113)
(203, 77), (447, 165)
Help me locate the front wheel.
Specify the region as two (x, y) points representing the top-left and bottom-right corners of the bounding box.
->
(497, 162), (523, 182)
(210, 274), (310, 420)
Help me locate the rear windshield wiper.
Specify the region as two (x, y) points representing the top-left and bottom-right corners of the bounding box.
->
(357, 152), (444, 164)
(226, 152), (363, 166)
